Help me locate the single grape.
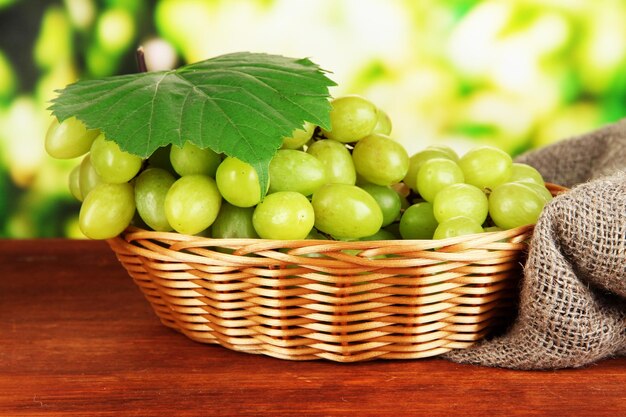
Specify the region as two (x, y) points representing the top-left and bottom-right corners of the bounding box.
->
(96, 8), (134, 52)
(311, 183), (383, 239)
(489, 182), (547, 230)
(433, 216), (484, 240)
(45, 116), (100, 159)
(352, 133), (409, 186)
(215, 157), (262, 207)
(68, 164), (83, 201)
(78, 154), (104, 198)
(165, 175), (222, 235)
(522, 182), (554, 203)
(391, 182), (411, 209)
(170, 141), (221, 177)
(403, 147), (457, 192)
(320, 95), (378, 143)
(269, 149), (326, 196)
(359, 183), (402, 227)
(458, 146), (512, 191)
(306, 228), (328, 240)
(383, 222), (402, 239)
(359, 228), (397, 241)
(509, 163), (545, 186)
(253, 192), (314, 240)
(147, 145), (175, 172)
(433, 183), (489, 224)
(134, 168), (176, 232)
(212, 202), (259, 239)
(79, 182), (135, 240)
(399, 202), (438, 240)
(355, 172), (372, 186)
(90, 134), (143, 183)
(425, 145), (458, 161)
(416, 158), (465, 202)
(282, 121), (316, 149)
(372, 108), (392, 135)
(306, 139), (356, 185)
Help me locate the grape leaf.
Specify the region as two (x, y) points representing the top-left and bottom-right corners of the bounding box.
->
(49, 52), (336, 195)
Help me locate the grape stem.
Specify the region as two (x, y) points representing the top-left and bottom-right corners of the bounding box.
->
(136, 46), (148, 73)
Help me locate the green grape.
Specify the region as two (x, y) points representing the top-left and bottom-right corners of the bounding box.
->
(383, 222), (402, 239)
(134, 168), (176, 232)
(426, 145), (458, 161)
(489, 182), (547, 230)
(399, 202), (438, 240)
(268, 149), (326, 196)
(306, 228), (329, 240)
(509, 163), (545, 185)
(68, 164), (83, 202)
(433, 216), (484, 240)
(458, 146), (512, 191)
(45, 116), (100, 159)
(399, 194), (410, 211)
(355, 173), (371, 186)
(311, 184), (383, 239)
(96, 7), (135, 53)
(306, 139), (356, 185)
(90, 134), (143, 183)
(282, 121), (316, 149)
(523, 182), (554, 203)
(252, 191), (314, 240)
(403, 147), (457, 192)
(352, 133), (409, 186)
(416, 158), (465, 202)
(165, 175), (222, 235)
(359, 183), (402, 227)
(320, 95), (378, 143)
(215, 157), (262, 207)
(392, 184), (411, 210)
(130, 210), (150, 230)
(194, 226), (213, 238)
(212, 202), (259, 239)
(359, 228), (397, 241)
(372, 108), (392, 135)
(78, 154), (104, 198)
(148, 145), (175, 172)
(170, 142), (221, 177)
(433, 183), (488, 224)
(79, 182), (135, 240)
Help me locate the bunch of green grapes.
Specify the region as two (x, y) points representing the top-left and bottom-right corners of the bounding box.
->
(399, 143), (553, 240)
(45, 94), (552, 242)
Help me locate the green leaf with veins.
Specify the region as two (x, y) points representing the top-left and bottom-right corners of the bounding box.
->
(49, 52), (336, 195)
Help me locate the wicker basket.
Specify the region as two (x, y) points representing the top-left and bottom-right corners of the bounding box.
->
(107, 183), (566, 362)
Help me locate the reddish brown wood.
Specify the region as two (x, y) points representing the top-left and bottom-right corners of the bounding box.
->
(1, 239), (624, 417)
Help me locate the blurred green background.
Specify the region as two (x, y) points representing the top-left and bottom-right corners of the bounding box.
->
(1, 0), (625, 238)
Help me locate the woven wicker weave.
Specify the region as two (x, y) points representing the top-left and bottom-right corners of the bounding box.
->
(107, 184), (566, 362)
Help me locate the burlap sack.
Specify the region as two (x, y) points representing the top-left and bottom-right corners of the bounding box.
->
(443, 120), (626, 370)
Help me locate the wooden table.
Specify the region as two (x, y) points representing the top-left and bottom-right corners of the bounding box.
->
(1, 239), (624, 416)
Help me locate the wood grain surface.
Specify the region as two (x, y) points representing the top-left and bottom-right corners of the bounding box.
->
(1, 239), (624, 417)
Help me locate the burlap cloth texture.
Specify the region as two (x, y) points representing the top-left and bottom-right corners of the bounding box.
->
(443, 119), (626, 370)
